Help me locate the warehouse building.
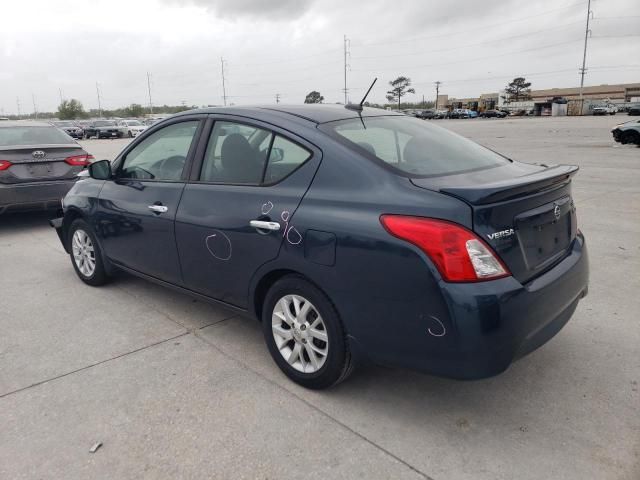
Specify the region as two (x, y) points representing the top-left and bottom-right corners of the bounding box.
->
(444, 82), (640, 115)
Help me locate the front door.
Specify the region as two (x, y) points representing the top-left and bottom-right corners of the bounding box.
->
(175, 117), (321, 308)
(96, 118), (202, 284)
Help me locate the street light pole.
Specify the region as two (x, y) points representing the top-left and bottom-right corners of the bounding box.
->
(435, 81), (441, 110)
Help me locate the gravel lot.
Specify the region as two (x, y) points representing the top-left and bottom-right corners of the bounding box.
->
(1, 114), (638, 480)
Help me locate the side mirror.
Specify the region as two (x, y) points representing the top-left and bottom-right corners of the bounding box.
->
(270, 147), (285, 163)
(88, 159), (112, 180)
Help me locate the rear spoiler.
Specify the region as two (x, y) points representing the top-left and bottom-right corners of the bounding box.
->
(439, 165), (579, 205)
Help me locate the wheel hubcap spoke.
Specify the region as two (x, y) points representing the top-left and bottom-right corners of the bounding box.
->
(271, 294), (329, 374)
(72, 229), (96, 278)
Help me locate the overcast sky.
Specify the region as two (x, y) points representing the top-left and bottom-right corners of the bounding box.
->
(1, 0), (639, 114)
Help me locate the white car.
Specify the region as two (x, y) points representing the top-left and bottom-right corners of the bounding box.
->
(612, 119), (640, 145)
(119, 120), (147, 138)
(593, 104), (617, 115)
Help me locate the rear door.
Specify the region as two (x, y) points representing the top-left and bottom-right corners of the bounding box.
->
(96, 117), (203, 284)
(175, 116), (321, 308)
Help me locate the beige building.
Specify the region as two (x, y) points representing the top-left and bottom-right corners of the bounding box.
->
(444, 83), (640, 115)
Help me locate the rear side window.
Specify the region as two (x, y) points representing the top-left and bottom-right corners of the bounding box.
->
(0, 126), (73, 146)
(264, 136), (311, 184)
(199, 121), (311, 185)
(320, 116), (508, 177)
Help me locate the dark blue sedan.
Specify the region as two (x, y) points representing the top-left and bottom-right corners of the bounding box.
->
(51, 105), (589, 389)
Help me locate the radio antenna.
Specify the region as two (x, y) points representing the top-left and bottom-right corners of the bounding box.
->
(345, 77), (377, 112)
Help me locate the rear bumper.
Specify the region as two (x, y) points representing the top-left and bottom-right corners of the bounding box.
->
(0, 180), (76, 214)
(349, 234), (589, 380)
(426, 234), (589, 379)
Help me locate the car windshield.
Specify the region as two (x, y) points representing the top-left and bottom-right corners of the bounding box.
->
(321, 115), (509, 177)
(94, 120), (116, 126)
(0, 126), (73, 146)
(126, 120), (143, 126)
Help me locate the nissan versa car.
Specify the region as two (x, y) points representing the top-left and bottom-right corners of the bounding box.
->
(0, 121), (93, 214)
(51, 105), (589, 389)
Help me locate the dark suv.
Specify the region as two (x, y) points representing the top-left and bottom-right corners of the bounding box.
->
(51, 105), (589, 389)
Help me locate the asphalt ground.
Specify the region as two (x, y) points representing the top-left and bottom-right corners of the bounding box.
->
(1, 114), (638, 479)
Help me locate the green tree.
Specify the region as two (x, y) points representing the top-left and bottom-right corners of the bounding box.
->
(57, 99), (85, 119)
(125, 103), (145, 117)
(386, 76), (415, 110)
(504, 77), (532, 102)
(304, 91), (324, 104)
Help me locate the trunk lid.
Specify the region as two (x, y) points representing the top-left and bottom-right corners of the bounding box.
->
(0, 145), (86, 184)
(411, 162), (579, 284)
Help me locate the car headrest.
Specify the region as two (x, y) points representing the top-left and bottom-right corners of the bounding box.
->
(220, 133), (260, 183)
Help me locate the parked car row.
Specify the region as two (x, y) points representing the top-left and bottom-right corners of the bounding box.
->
(50, 119), (152, 139)
(410, 109), (508, 120)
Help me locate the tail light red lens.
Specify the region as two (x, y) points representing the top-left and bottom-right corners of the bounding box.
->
(380, 215), (510, 282)
(0, 160), (12, 171)
(65, 154), (94, 166)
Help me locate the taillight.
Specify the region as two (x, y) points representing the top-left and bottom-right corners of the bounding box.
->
(0, 160), (12, 171)
(64, 154), (94, 166)
(380, 215), (510, 282)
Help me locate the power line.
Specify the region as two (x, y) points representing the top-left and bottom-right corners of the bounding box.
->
(351, 0), (588, 49)
(351, 20), (585, 61)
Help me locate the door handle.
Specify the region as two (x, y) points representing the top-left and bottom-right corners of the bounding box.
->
(249, 220), (280, 231)
(148, 205), (168, 213)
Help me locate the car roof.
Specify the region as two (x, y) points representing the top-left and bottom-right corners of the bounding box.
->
(175, 104), (404, 124)
(0, 121), (57, 128)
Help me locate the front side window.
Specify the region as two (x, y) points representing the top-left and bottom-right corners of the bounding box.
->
(320, 116), (508, 177)
(120, 121), (198, 181)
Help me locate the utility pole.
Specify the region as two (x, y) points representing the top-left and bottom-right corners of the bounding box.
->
(147, 72), (154, 114)
(343, 34), (350, 104)
(16, 97), (21, 119)
(59, 88), (64, 104)
(434, 81), (441, 110)
(275, 93), (281, 104)
(95, 82), (102, 118)
(32, 94), (38, 119)
(579, 0), (593, 115)
(220, 57), (227, 106)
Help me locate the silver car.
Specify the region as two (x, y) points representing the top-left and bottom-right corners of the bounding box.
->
(0, 121), (93, 214)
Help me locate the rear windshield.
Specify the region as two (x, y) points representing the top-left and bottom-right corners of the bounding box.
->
(0, 126), (74, 146)
(320, 116), (508, 177)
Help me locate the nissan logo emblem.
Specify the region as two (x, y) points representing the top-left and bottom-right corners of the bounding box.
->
(553, 204), (561, 220)
(32, 150), (46, 159)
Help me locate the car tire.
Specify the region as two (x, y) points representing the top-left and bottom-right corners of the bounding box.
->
(262, 275), (354, 389)
(128, 130), (133, 138)
(68, 219), (109, 286)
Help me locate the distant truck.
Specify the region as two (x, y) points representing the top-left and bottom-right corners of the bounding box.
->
(593, 104), (617, 116)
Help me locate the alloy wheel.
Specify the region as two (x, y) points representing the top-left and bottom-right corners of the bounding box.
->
(71, 229), (96, 277)
(271, 294), (328, 373)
